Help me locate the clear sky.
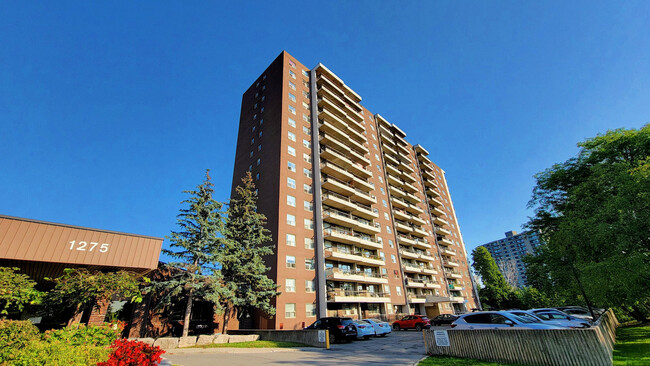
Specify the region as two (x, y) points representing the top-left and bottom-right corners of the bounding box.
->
(1, 1), (648, 259)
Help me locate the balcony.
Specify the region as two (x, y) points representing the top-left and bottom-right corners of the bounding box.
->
(322, 192), (377, 220)
(405, 202), (424, 215)
(393, 209), (409, 222)
(405, 278), (425, 288)
(346, 130), (368, 151)
(319, 132), (351, 155)
(433, 216), (449, 226)
(411, 226), (429, 238)
(422, 169), (436, 181)
(317, 84), (348, 114)
(435, 226), (452, 236)
(391, 196), (407, 209)
(429, 196), (443, 207)
(402, 264), (422, 273)
(396, 141), (410, 154)
(422, 267), (438, 275)
(444, 271), (462, 279)
(389, 184), (407, 198)
(430, 206), (446, 217)
(399, 249), (419, 260)
(323, 209), (380, 235)
(443, 259), (460, 267)
(346, 123), (367, 144)
(318, 96), (348, 122)
(438, 237), (454, 246)
(397, 234), (416, 246)
(394, 220), (413, 234)
(327, 289), (391, 303)
(402, 181), (418, 193)
(321, 161), (354, 182)
(424, 282), (441, 289)
(325, 268), (388, 284)
(322, 176), (355, 196)
(321, 145), (354, 169)
(409, 215), (427, 227)
(347, 161), (373, 179)
(424, 179), (439, 190)
(317, 73), (346, 99)
(319, 119), (349, 144)
(351, 187), (377, 205)
(399, 160), (415, 174)
(440, 247), (457, 256)
(405, 192), (420, 204)
(420, 253), (435, 261)
(448, 284), (465, 291)
(407, 294), (427, 304)
(385, 164), (401, 178)
(325, 247), (385, 266)
(348, 148), (370, 166)
(383, 153), (399, 166)
(412, 238), (432, 250)
(381, 142), (397, 156)
(323, 227), (382, 250)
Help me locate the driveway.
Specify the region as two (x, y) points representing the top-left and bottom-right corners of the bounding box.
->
(164, 328), (441, 365)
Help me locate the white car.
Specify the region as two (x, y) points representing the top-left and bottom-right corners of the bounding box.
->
(351, 319), (375, 339)
(451, 311), (564, 330)
(363, 318), (391, 337)
(507, 310), (591, 328)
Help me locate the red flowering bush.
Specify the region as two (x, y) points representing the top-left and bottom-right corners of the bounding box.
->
(97, 339), (165, 366)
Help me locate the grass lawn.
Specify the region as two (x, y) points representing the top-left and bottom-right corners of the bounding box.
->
(613, 324), (650, 365)
(189, 340), (308, 349)
(419, 325), (650, 366)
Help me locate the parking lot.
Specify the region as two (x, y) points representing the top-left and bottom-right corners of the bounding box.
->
(165, 328), (444, 366)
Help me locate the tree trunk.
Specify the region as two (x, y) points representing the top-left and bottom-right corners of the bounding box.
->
(222, 305), (230, 335)
(182, 289), (193, 337)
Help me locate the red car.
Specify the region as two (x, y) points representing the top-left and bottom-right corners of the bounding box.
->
(392, 315), (431, 331)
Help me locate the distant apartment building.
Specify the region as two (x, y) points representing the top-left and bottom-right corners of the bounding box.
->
(478, 230), (542, 287)
(230, 51), (478, 330)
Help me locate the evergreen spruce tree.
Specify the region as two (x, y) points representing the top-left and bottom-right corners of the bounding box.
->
(220, 172), (280, 334)
(154, 170), (225, 337)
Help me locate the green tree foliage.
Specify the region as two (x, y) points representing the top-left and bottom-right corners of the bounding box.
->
(47, 268), (142, 325)
(471, 247), (514, 309)
(527, 124), (650, 320)
(220, 172), (280, 333)
(154, 170), (226, 337)
(0, 267), (42, 317)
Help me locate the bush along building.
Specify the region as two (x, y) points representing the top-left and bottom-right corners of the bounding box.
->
(229, 51), (478, 330)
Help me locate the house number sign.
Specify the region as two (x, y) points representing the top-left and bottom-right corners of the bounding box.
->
(68, 240), (110, 253)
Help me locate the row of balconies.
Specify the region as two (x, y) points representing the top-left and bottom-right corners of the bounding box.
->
(393, 209), (427, 226)
(390, 196), (423, 215)
(444, 270), (463, 279)
(318, 108), (367, 155)
(393, 219), (428, 238)
(323, 208), (380, 235)
(399, 248), (435, 262)
(322, 191), (377, 220)
(322, 175), (376, 206)
(325, 267), (388, 284)
(396, 234), (431, 249)
(320, 145), (372, 179)
(323, 227), (382, 250)
(326, 289), (391, 303)
(324, 246), (385, 267)
(402, 263), (438, 275)
(316, 81), (365, 130)
(387, 174), (419, 194)
(317, 98), (367, 146)
(404, 278), (441, 289)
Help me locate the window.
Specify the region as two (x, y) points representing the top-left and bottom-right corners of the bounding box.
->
(288, 93), (296, 102)
(288, 131), (296, 141)
(255, 173), (260, 180)
(250, 138), (254, 145)
(285, 303), (296, 318)
(382, 200), (387, 207)
(306, 280), (316, 293)
(303, 126), (310, 135)
(386, 226), (392, 234)
(302, 90), (310, 99)
(304, 201), (313, 211)
(288, 81), (296, 90)
(302, 101), (309, 110)
(306, 304), (316, 317)
(302, 113), (310, 122)
(249, 151), (253, 158)
(304, 219), (313, 230)
(384, 213), (389, 220)
(287, 177), (296, 189)
(380, 187), (385, 195)
(305, 238), (314, 249)
(286, 256), (296, 268)
(252, 125), (256, 131)
(289, 59), (296, 68)
(288, 146), (296, 156)
(256, 158), (261, 166)
(288, 105), (296, 115)
(388, 239), (394, 248)
(303, 168), (312, 178)
(303, 153), (311, 163)
(289, 70), (296, 79)
(258, 144), (262, 151)
(303, 139), (311, 148)
(288, 161), (296, 172)
(287, 214), (296, 226)
(286, 234), (296, 247)
(391, 254), (396, 263)
(302, 70), (309, 77)
(305, 258), (315, 270)
(287, 195), (296, 207)
(304, 184), (312, 194)
(396, 286), (402, 296)
(288, 118), (296, 127)
(285, 279), (296, 292)
(248, 165), (252, 171)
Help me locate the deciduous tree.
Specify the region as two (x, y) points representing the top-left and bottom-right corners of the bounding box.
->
(0, 267), (42, 317)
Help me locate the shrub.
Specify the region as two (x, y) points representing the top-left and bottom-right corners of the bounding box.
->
(7, 341), (109, 366)
(97, 339), (165, 366)
(0, 320), (40, 362)
(43, 323), (121, 346)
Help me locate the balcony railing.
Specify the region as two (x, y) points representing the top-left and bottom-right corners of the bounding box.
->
(326, 267), (387, 280)
(327, 289), (390, 300)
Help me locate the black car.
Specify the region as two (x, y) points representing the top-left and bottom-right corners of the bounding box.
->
(431, 314), (458, 326)
(305, 317), (357, 343)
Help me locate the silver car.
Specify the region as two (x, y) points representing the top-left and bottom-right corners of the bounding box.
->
(508, 310), (591, 328)
(363, 318), (392, 337)
(451, 311), (564, 330)
(530, 308), (593, 324)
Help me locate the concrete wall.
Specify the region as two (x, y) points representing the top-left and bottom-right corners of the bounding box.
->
(423, 309), (618, 366)
(228, 329), (327, 348)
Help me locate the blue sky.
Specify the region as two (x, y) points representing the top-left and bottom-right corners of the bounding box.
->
(1, 1), (648, 257)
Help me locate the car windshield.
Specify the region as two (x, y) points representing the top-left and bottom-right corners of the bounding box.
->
(354, 320), (370, 324)
(421, 317), (429, 320)
(366, 319), (381, 323)
(340, 319), (353, 326)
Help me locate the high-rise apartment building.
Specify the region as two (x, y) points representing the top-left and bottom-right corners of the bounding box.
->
(478, 230), (542, 287)
(230, 51), (477, 330)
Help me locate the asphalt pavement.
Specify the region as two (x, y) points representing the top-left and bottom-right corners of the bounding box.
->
(164, 327), (445, 366)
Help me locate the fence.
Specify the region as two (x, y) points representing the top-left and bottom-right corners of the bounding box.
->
(227, 329), (328, 348)
(423, 309), (619, 366)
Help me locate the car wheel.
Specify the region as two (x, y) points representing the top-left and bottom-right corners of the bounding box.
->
(415, 324), (423, 331)
(380, 333), (387, 337)
(393, 324), (400, 331)
(364, 335), (371, 340)
(329, 332), (336, 344)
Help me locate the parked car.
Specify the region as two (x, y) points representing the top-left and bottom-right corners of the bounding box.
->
(555, 306), (603, 321)
(451, 311), (564, 330)
(530, 308), (592, 323)
(507, 310), (591, 328)
(431, 314), (458, 326)
(363, 318), (391, 336)
(392, 315), (431, 331)
(351, 319), (375, 340)
(304, 317), (357, 343)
